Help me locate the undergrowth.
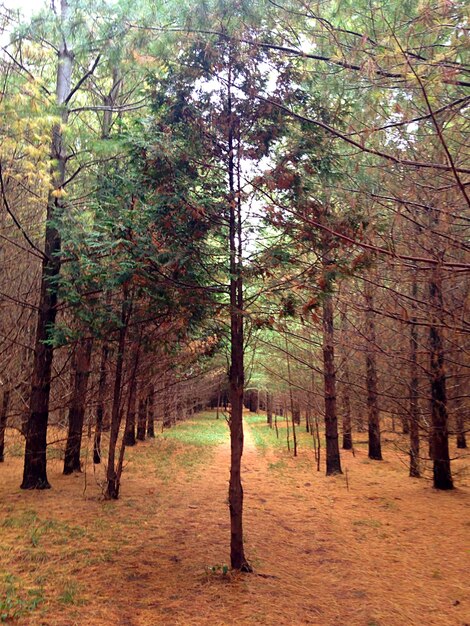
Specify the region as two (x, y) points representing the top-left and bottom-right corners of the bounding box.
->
(149, 413), (229, 482)
(0, 575), (44, 623)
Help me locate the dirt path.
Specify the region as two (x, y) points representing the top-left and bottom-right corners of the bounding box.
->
(0, 416), (469, 625)
(240, 419), (469, 626)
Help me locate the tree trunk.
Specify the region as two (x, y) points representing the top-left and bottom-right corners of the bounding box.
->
(105, 288), (130, 499)
(266, 392), (273, 427)
(364, 279), (382, 461)
(63, 337), (93, 474)
(21, 0), (73, 489)
(401, 416), (410, 435)
(137, 397), (146, 441)
(341, 377), (353, 450)
(227, 73), (250, 572)
(293, 402), (301, 426)
(409, 270), (420, 478)
(216, 382), (221, 419)
(123, 380), (137, 446)
(341, 357), (353, 450)
(284, 398), (290, 452)
(285, 335), (298, 457)
(163, 386), (172, 428)
(455, 405), (467, 449)
(340, 311), (353, 450)
(146, 386), (155, 438)
(322, 292), (342, 475)
(0, 388), (11, 462)
(93, 343), (109, 464)
(123, 341), (141, 447)
(454, 379), (467, 449)
(429, 269), (453, 490)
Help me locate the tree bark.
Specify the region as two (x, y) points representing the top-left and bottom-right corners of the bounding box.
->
(146, 385), (155, 438)
(454, 377), (467, 449)
(364, 279), (382, 461)
(216, 382), (221, 419)
(341, 370), (353, 450)
(409, 269), (420, 478)
(293, 402), (301, 426)
(455, 400), (467, 449)
(0, 388), (11, 462)
(285, 335), (298, 457)
(340, 311), (353, 450)
(63, 337), (93, 474)
(123, 340), (141, 447)
(21, 0), (73, 489)
(322, 292), (342, 475)
(266, 392), (273, 427)
(93, 343), (109, 464)
(105, 288), (130, 499)
(227, 71), (250, 572)
(136, 397), (146, 441)
(163, 383), (172, 429)
(123, 380), (137, 446)
(429, 268), (453, 489)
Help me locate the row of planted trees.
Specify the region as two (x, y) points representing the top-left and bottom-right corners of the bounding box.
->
(0, 0), (468, 572)
(241, 257), (468, 481)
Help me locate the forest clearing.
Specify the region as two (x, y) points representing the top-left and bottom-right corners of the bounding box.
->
(0, 0), (469, 624)
(1, 411), (468, 626)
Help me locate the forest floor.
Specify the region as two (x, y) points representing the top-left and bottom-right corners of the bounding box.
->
(0, 412), (469, 626)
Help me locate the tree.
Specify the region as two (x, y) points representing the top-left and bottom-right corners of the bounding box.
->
(21, 0), (75, 489)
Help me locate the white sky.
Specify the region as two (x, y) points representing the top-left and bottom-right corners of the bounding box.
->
(5, 0), (37, 15)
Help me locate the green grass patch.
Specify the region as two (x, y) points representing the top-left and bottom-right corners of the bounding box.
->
(245, 413), (326, 454)
(0, 575), (44, 623)
(2, 511), (90, 549)
(146, 413), (229, 482)
(58, 580), (83, 606)
(244, 414), (285, 452)
(161, 413), (229, 447)
(1, 509), (38, 528)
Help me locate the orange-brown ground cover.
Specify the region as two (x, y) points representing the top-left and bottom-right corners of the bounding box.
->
(0, 412), (468, 625)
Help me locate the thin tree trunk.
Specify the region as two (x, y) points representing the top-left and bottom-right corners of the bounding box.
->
(123, 340), (141, 447)
(429, 268), (453, 489)
(409, 269), (420, 478)
(63, 337), (93, 474)
(455, 377), (467, 449)
(315, 414), (321, 472)
(401, 416), (410, 435)
(266, 392), (273, 427)
(93, 343), (109, 464)
(105, 287), (130, 500)
(341, 368), (353, 450)
(21, 0), (73, 489)
(322, 292), (342, 475)
(284, 398), (290, 452)
(137, 397), (146, 441)
(123, 379), (137, 446)
(340, 312), (353, 450)
(285, 335), (298, 457)
(227, 72), (250, 572)
(364, 279), (383, 461)
(455, 403), (467, 449)
(216, 382), (221, 419)
(146, 385), (155, 438)
(0, 388), (10, 462)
